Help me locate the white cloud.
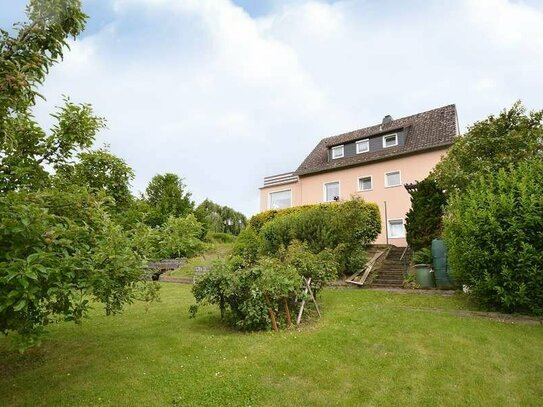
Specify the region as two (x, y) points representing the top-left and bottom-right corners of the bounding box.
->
(33, 0), (543, 215)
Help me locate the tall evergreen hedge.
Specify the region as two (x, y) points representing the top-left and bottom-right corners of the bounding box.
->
(444, 159), (543, 315)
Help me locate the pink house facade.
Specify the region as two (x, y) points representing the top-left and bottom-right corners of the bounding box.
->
(259, 105), (458, 246)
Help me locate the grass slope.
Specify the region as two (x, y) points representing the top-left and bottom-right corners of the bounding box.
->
(1, 285), (542, 406)
(168, 243), (233, 277)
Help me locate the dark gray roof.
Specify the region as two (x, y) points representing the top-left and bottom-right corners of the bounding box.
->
(295, 104), (457, 176)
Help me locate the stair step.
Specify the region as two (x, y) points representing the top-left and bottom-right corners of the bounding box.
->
(370, 283), (404, 288)
(374, 278), (404, 284)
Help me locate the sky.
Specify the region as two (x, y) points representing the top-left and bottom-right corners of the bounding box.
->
(2, 0), (543, 215)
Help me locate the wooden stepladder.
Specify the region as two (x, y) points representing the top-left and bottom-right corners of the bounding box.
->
(296, 277), (321, 325)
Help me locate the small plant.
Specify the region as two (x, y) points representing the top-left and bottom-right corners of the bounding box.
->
(412, 247), (432, 265)
(403, 272), (418, 289)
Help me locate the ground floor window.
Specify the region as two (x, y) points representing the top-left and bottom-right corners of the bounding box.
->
(324, 181), (340, 202)
(388, 219), (405, 238)
(269, 190), (292, 209)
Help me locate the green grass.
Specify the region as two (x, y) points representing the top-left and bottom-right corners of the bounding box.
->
(1, 285), (542, 406)
(169, 243), (233, 277)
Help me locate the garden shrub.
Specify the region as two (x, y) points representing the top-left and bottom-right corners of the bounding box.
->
(255, 198), (381, 274)
(283, 241), (339, 294)
(207, 232), (236, 244)
(405, 178), (446, 251)
(232, 227), (261, 266)
(191, 257), (303, 331)
(131, 215), (206, 261)
(444, 159), (543, 315)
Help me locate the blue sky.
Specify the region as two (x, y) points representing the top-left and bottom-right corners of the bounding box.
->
(2, 0), (543, 215)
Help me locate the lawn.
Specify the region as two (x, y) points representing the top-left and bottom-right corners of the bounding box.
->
(1, 285), (542, 407)
(168, 243), (233, 277)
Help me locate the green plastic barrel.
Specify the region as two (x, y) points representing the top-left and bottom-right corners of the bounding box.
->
(415, 264), (435, 288)
(432, 239), (454, 288)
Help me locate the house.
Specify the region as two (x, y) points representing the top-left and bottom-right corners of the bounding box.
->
(259, 104), (458, 246)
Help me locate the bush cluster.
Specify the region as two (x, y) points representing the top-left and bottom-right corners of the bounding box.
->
(191, 241), (339, 330)
(256, 199), (381, 275)
(444, 159), (543, 315)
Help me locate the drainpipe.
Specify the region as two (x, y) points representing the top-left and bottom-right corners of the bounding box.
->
(384, 200), (389, 245)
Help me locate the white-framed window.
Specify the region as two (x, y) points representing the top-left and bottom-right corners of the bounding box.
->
(388, 219), (405, 239)
(331, 145), (344, 159)
(382, 133), (398, 148)
(268, 189), (292, 210)
(358, 176), (372, 191)
(385, 170), (401, 188)
(356, 139), (369, 154)
(323, 181), (340, 202)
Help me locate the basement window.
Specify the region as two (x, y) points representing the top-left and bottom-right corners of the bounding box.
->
(388, 219), (405, 239)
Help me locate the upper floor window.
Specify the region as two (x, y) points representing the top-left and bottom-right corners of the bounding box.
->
(382, 134), (398, 148)
(356, 139), (369, 154)
(358, 176), (372, 191)
(331, 145), (344, 159)
(324, 181), (340, 202)
(269, 190), (292, 209)
(385, 170), (401, 187)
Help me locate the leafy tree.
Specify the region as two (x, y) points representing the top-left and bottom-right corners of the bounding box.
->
(131, 215), (205, 261)
(1, 0), (103, 192)
(55, 148), (135, 211)
(0, 188), (159, 350)
(144, 173), (194, 226)
(194, 199), (246, 235)
(405, 178), (446, 251)
(444, 159), (543, 315)
(432, 102), (543, 194)
(0, 1), (158, 349)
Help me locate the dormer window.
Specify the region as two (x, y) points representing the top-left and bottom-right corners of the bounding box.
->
(382, 134), (398, 148)
(331, 145), (344, 159)
(356, 139), (369, 154)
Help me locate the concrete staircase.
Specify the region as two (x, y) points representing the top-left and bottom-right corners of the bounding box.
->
(369, 246), (409, 288)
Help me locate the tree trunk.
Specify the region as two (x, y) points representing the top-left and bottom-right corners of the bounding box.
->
(264, 294), (278, 331)
(283, 298), (292, 328)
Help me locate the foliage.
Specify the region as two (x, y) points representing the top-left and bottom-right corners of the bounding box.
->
(0, 2), (160, 349)
(192, 257), (303, 331)
(194, 199), (246, 236)
(249, 204), (313, 232)
(256, 198), (381, 274)
(144, 173), (194, 227)
(282, 241), (339, 293)
(405, 178), (446, 251)
(0, 188), (159, 350)
(206, 231), (236, 244)
(412, 247), (432, 265)
(131, 215), (205, 261)
(432, 102), (543, 195)
(55, 148), (135, 212)
(232, 227), (261, 266)
(444, 159), (543, 315)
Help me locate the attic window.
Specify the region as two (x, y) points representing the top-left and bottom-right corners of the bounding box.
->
(331, 145), (344, 159)
(382, 134), (398, 148)
(356, 139), (369, 154)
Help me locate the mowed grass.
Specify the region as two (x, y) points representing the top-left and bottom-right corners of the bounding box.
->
(1, 285), (542, 407)
(169, 243), (233, 277)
